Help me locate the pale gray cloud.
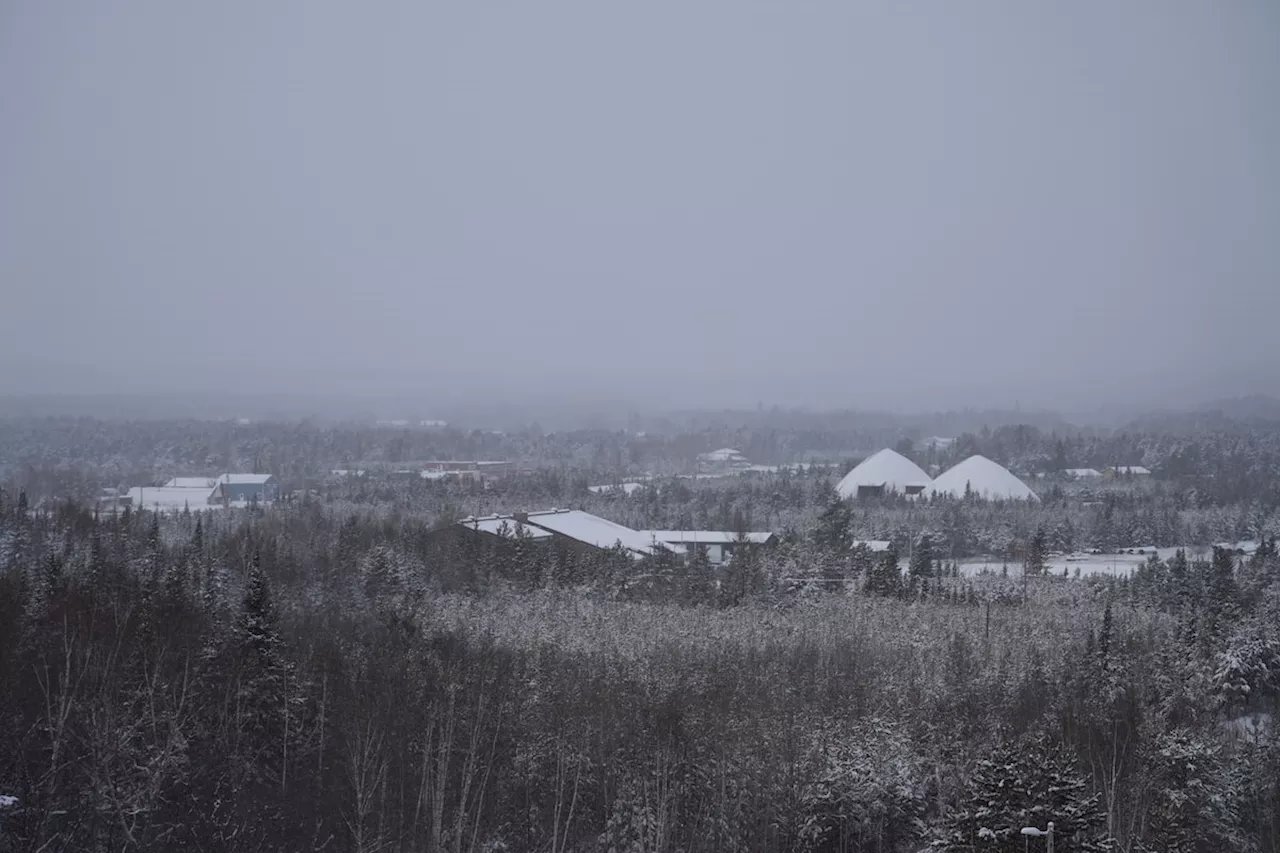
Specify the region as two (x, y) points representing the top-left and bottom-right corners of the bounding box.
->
(2, 0), (1277, 412)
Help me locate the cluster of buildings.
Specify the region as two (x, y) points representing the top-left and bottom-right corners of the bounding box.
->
(1059, 466), (1151, 479)
(332, 461), (516, 487)
(835, 449), (1040, 501)
(113, 474), (280, 512)
(834, 449), (1156, 502)
(445, 508), (776, 564)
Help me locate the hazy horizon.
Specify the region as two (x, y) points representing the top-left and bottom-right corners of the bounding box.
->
(3, 1), (1278, 413)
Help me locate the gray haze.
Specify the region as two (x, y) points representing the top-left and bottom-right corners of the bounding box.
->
(2, 1), (1278, 414)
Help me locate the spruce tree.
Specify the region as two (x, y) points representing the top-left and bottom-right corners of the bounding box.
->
(908, 533), (935, 579)
(814, 494), (853, 555)
(1025, 527), (1047, 577)
(236, 550), (286, 748)
(873, 542), (901, 597)
(851, 543), (874, 589)
(936, 736), (1112, 852)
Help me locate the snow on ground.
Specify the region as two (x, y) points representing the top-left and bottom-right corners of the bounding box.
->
(0, 794), (17, 808)
(957, 541), (1260, 578)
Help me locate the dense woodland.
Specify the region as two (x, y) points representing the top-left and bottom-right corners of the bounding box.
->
(2, 413), (1279, 852)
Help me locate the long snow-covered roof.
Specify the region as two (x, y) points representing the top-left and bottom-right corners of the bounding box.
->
(641, 530), (776, 546)
(930, 455), (1039, 501)
(700, 448), (746, 462)
(1108, 465), (1151, 475)
(524, 509), (673, 556)
(460, 515), (554, 540)
(835, 449), (932, 497)
(216, 473), (274, 484)
(165, 477), (216, 489)
(128, 486), (215, 510)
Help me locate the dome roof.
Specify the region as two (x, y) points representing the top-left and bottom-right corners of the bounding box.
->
(835, 449), (932, 497)
(930, 455), (1038, 501)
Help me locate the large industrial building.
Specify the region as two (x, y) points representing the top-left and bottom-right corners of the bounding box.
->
(929, 455), (1038, 501)
(835, 449), (932, 498)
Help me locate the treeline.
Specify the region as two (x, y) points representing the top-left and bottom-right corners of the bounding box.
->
(5, 416), (1280, 508)
(2, 491), (1279, 852)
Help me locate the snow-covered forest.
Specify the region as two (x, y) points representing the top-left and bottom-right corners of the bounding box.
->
(1, 413), (1279, 852)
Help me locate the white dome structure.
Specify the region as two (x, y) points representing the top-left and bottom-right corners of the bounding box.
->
(930, 455), (1038, 501)
(836, 449), (932, 498)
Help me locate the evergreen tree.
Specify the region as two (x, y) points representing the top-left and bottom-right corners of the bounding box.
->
(935, 736), (1112, 852)
(850, 542), (874, 588)
(865, 542), (901, 597)
(1206, 546), (1239, 636)
(1025, 527), (1048, 577)
(908, 534), (935, 579)
(813, 494), (853, 555)
(235, 550), (287, 753)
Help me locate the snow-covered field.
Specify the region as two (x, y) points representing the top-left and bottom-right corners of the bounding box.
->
(959, 541), (1260, 578)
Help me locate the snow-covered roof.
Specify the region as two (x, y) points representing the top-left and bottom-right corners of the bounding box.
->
(421, 469), (485, 480)
(127, 486), (216, 510)
(460, 515), (554, 540)
(588, 481), (647, 495)
(165, 477), (216, 488)
(700, 448), (746, 462)
(522, 509), (674, 557)
(641, 530), (776, 546)
(851, 539), (893, 552)
(929, 455), (1039, 501)
(216, 473), (274, 484)
(835, 449), (932, 497)
(1065, 468), (1101, 477)
(1108, 465), (1151, 475)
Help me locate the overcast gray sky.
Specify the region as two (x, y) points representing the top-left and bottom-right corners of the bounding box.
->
(2, 0), (1277, 413)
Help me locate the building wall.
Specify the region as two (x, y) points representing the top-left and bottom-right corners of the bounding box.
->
(219, 480), (278, 503)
